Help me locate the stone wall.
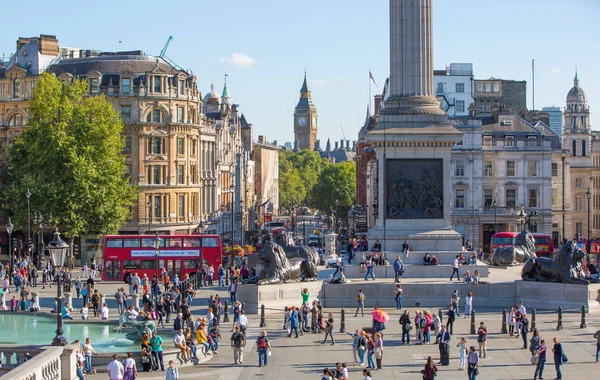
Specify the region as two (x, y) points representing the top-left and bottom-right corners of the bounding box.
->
(237, 281), (324, 314)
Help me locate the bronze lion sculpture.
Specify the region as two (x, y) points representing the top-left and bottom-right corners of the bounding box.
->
(491, 230), (537, 266)
(243, 241), (318, 285)
(521, 240), (591, 284)
(274, 230), (320, 268)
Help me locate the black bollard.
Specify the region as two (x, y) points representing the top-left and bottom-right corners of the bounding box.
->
(340, 309), (347, 333)
(283, 307), (287, 330)
(470, 310), (476, 334)
(311, 307), (316, 333)
(260, 304), (266, 328)
(501, 309), (508, 334)
(530, 308), (536, 332)
(225, 269), (230, 286)
(556, 307), (563, 331)
(199, 272), (204, 288)
(223, 301), (230, 322)
(580, 305), (587, 329)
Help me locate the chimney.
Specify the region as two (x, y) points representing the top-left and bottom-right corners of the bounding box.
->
(273, 140), (277, 146)
(38, 34), (59, 56)
(335, 141), (339, 150)
(352, 140), (357, 150)
(346, 140), (350, 150)
(340, 139), (344, 150)
(315, 139), (321, 151)
(374, 95), (382, 113)
(258, 135), (265, 144)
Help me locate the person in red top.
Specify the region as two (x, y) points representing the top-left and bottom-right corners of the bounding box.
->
(422, 356), (438, 379)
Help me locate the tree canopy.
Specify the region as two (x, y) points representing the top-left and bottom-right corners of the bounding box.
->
(2, 73), (137, 238)
(309, 160), (356, 218)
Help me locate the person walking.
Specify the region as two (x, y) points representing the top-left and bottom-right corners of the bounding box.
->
(165, 360), (179, 380)
(322, 312), (335, 345)
(552, 337), (565, 380)
(289, 306), (299, 338)
(450, 255), (460, 281)
(446, 305), (456, 335)
(399, 310), (412, 344)
(477, 322), (488, 358)
(530, 328), (541, 360)
(122, 352), (138, 380)
(464, 292), (473, 318)
(364, 257), (375, 281)
(533, 339), (547, 380)
(230, 325), (246, 365)
(422, 356), (438, 380)
(393, 256), (404, 283)
(594, 327), (600, 362)
(394, 284), (403, 310)
(256, 330), (272, 367)
(107, 354), (124, 380)
(451, 289), (461, 317)
(467, 346), (479, 380)
(355, 289), (365, 317)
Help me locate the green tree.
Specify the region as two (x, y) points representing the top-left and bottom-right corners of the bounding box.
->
(3, 73), (136, 242)
(309, 161), (356, 218)
(278, 149), (327, 212)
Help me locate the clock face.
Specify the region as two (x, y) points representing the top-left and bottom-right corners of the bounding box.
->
(297, 117), (307, 127)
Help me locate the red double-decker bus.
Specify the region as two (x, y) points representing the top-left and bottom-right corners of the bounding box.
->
(102, 234), (222, 283)
(490, 232), (555, 257)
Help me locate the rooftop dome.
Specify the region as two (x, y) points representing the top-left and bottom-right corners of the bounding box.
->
(203, 83), (220, 103)
(566, 73), (587, 104)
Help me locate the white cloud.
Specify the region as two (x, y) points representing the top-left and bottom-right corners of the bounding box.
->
(312, 78), (329, 85)
(550, 68), (562, 75)
(336, 77), (345, 83)
(219, 53), (257, 68)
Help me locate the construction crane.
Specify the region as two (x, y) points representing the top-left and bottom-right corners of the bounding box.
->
(159, 36), (173, 58)
(340, 123), (346, 140)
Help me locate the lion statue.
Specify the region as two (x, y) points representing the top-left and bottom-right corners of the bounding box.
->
(491, 230), (537, 266)
(273, 230), (320, 268)
(521, 240), (593, 284)
(243, 241), (318, 285)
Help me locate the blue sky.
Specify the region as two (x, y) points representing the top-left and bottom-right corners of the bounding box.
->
(1, 0), (598, 145)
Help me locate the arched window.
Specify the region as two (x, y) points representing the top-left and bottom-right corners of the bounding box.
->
(146, 109), (165, 123)
(7, 114), (22, 126)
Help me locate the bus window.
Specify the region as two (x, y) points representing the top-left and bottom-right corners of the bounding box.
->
(183, 260), (200, 269)
(166, 238), (183, 247)
(142, 238), (165, 248)
(123, 239), (141, 248)
(124, 260), (141, 269)
(492, 237), (514, 245)
(202, 237), (218, 247)
(105, 261), (112, 280)
(140, 260), (156, 270)
(183, 238), (200, 247)
(113, 260), (121, 281)
(106, 239), (123, 248)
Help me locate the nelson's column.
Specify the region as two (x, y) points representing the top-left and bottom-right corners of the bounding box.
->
(366, 0), (464, 252)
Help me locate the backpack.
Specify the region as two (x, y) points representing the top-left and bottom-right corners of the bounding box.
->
(258, 337), (268, 349)
(420, 318), (427, 329)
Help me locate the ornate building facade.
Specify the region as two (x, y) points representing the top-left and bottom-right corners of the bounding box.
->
(293, 73), (318, 150)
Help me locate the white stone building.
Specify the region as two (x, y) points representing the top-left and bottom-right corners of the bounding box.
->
(434, 63), (474, 117)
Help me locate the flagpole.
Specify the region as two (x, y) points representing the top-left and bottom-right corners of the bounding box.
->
(368, 70), (372, 116)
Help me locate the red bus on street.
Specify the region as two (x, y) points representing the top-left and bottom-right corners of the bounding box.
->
(490, 232), (555, 257)
(102, 234), (222, 283)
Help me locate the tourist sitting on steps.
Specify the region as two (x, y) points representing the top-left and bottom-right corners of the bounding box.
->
(423, 253), (432, 265)
(431, 255), (439, 265)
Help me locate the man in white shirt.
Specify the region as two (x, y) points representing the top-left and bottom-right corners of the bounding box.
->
(130, 273), (140, 294)
(450, 255), (460, 281)
(107, 354), (124, 380)
(127, 306), (139, 320)
(517, 301), (527, 317)
(238, 310), (249, 337)
(100, 303), (109, 320)
(173, 329), (190, 361)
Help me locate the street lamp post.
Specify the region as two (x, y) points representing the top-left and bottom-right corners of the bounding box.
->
(492, 199), (498, 234)
(586, 188), (592, 257)
(26, 188), (31, 251)
(230, 184), (235, 250)
(147, 199), (152, 234)
(6, 218), (13, 281)
(221, 204), (225, 240)
(335, 199), (340, 234)
(48, 228), (69, 346)
(152, 232), (161, 305)
(239, 200), (245, 246)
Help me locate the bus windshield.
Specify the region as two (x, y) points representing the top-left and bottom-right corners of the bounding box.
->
(492, 237), (514, 245)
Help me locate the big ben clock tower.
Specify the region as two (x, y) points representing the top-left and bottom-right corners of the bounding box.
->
(294, 72), (318, 150)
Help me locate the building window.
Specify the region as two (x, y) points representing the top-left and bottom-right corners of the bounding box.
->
(177, 137), (185, 155)
(476, 83), (483, 92)
(506, 161), (515, 177)
(484, 189), (494, 208)
(178, 165), (184, 184)
(13, 79), (20, 97)
(89, 78), (99, 94)
(552, 189), (558, 206)
(455, 100), (465, 113)
(576, 197), (583, 210)
(484, 161), (494, 177)
(455, 160), (465, 177)
(572, 140), (577, 156)
(177, 107), (184, 123)
(455, 189), (465, 208)
(478, 101), (485, 113)
(191, 164), (197, 183)
(582, 140), (587, 157)
(455, 83), (465, 93)
(528, 161), (537, 177)
(7, 114), (22, 126)
(505, 136), (515, 146)
(178, 194), (185, 217)
(123, 136), (132, 155)
(506, 189), (516, 208)
(153, 76), (161, 93)
(575, 178), (583, 188)
(147, 109), (164, 123)
(148, 137), (165, 155)
(153, 166), (161, 184)
(121, 105), (131, 122)
(178, 79), (185, 95)
(552, 162), (558, 177)
(121, 78), (131, 93)
(528, 189), (538, 208)
(436, 82), (444, 94)
(154, 196), (161, 218)
(191, 140), (197, 156)
(493, 83), (500, 92)
(576, 222), (583, 236)
(485, 83), (491, 92)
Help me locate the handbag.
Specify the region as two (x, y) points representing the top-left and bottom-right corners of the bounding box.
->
(407, 324), (413, 331)
(374, 347), (382, 359)
(561, 353), (568, 363)
(531, 355), (539, 365)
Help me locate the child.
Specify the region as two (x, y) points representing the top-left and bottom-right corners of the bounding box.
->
(457, 337), (467, 370)
(81, 303), (89, 320)
(165, 360), (179, 380)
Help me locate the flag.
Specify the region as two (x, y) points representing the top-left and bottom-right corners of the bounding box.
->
(369, 71), (378, 88)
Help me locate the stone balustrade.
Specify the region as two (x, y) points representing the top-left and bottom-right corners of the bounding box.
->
(0, 345), (64, 380)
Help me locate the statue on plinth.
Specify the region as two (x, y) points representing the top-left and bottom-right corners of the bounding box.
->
(491, 230), (537, 266)
(243, 241), (318, 285)
(120, 310), (157, 341)
(273, 231), (320, 268)
(521, 240), (595, 284)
